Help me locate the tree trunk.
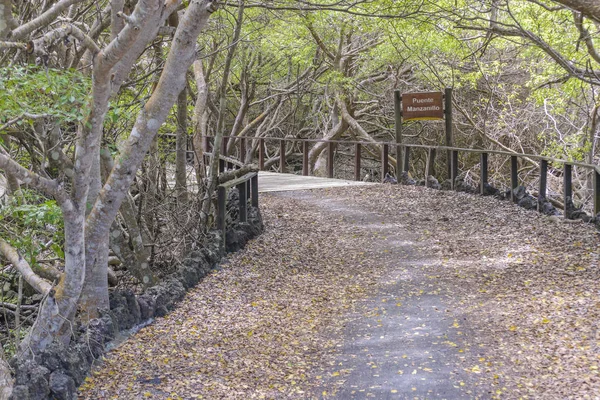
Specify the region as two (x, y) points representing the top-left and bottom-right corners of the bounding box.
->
(175, 86), (189, 204)
(192, 59), (209, 185)
(15, 0), (217, 357)
(0, 356), (13, 400)
(80, 143), (109, 318)
(20, 205), (86, 356)
(201, 0), (244, 228)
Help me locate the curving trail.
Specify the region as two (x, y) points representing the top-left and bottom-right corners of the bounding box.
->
(79, 185), (600, 399)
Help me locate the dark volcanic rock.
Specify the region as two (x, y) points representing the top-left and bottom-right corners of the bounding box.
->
(565, 196), (589, 221)
(9, 191), (265, 400)
(512, 186), (528, 201)
(382, 173), (398, 184)
(426, 175), (441, 190)
(538, 198), (559, 216)
(454, 175), (477, 194)
(482, 183), (499, 196)
(12, 360), (50, 400)
(399, 171), (416, 185)
(518, 195), (537, 210)
(49, 371), (76, 400)
(109, 290), (141, 331)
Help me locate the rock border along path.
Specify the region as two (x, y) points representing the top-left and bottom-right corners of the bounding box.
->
(80, 184), (600, 399)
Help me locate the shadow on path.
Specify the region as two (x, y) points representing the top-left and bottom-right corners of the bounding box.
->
(277, 191), (483, 399)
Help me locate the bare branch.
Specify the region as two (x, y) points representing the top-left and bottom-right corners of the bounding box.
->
(10, 0), (85, 40)
(0, 40), (25, 49)
(573, 12), (600, 64)
(0, 239), (53, 295)
(0, 153), (64, 201)
(28, 24), (100, 57)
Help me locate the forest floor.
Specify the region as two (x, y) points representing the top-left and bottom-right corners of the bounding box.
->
(78, 185), (600, 399)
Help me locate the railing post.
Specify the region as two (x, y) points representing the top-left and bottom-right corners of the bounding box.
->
(251, 174), (259, 208)
(222, 137), (233, 170)
(355, 143), (361, 181)
(237, 181), (247, 223)
(451, 150), (459, 189)
(219, 137), (226, 173)
(217, 186), (227, 247)
(445, 88), (453, 180)
(594, 169), (600, 216)
(327, 141), (334, 178)
(538, 159), (548, 212)
(510, 156), (518, 202)
(203, 136), (211, 166)
(280, 139), (286, 173)
(258, 138), (265, 171)
(381, 144), (389, 182)
(564, 163), (573, 219)
(403, 146), (410, 173)
(246, 176), (251, 200)
(395, 90), (403, 175)
(426, 148), (436, 184)
(302, 141), (309, 176)
(240, 138), (246, 164)
(480, 152), (488, 195)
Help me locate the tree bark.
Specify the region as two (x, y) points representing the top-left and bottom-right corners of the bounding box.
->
(175, 86), (189, 204)
(0, 0), (16, 39)
(0, 356), (12, 400)
(192, 59), (209, 184)
(201, 0), (244, 228)
(14, 0), (216, 357)
(553, 0), (600, 22)
(0, 239), (52, 295)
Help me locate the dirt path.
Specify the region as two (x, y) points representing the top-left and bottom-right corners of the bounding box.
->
(79, 185), (600, 399)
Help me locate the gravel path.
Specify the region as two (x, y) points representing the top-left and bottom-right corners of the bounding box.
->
(79, 185), (600, 399)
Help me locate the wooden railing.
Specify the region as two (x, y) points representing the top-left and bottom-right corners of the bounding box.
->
(216, 172), (258, 247)
(205, 135), (600, 218)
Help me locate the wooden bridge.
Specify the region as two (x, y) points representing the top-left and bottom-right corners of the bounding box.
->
(211, 134), (600, 217)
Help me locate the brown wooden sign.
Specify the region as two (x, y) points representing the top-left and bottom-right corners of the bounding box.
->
(402, 92), (444, 121)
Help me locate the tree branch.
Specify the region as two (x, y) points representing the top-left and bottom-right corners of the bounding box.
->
(28, 24), (101, 57)
(10, 0), (85, 40)
(0, 153), (64, 201)
(0, 239), (53, 295)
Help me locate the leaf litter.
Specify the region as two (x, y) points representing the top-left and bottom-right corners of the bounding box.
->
(79, 185), (600, 399)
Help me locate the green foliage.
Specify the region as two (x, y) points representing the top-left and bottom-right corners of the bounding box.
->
(0, 190), (64, 265)
(0, 65), (91, 124)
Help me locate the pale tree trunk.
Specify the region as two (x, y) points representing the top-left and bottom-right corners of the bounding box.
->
(175, 86), (189, 204)
(555, 0), (600, 22)
(110, 195), (155, 286)
(143, 136), (160, 239)
(0, 0), (218, 358)
(225, 58), (254, 155)
(80, 147), (109, 316)
(2, 136), (22, 197)
(201, 0), (244, 228)
(78, 0), (179, 320)
(0, 0), (17, 39)
(310, 103), (347, 176)
(100, 149), (155, 287)
(192, 59), (209, 184)
(111, 0), (125, 40)
(85, 0), (219, 287)
(586, 104), (600, 194)
(0, 356), (12, 400)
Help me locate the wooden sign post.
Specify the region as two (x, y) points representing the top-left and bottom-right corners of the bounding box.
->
(394, 89), (453, 178)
